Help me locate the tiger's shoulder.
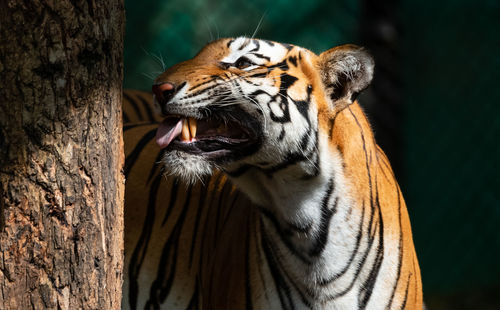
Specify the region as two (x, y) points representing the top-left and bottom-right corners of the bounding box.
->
(123, 89), (162, 124)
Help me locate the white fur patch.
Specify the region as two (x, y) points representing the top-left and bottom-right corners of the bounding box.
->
(161, 151), (213, 184)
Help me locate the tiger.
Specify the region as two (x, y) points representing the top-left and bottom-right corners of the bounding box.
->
(123, 37), (423, 309)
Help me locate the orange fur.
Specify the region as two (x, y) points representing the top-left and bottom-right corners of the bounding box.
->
(123, 37), (423, 309)
(331, 103), (423, 309)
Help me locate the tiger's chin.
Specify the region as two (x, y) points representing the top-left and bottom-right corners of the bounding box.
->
(161, 151), (214, 184)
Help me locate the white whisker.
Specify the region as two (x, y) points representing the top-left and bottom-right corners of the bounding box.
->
(203, 16), (214, 42)
(141, 47), (167, 72)
(251, 11), (267, 39)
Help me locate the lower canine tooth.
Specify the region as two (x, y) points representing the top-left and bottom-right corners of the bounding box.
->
(188, 117), (197, 138)
(181, 118), (190, 141)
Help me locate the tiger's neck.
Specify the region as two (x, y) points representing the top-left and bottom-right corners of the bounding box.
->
(228, 127), (351, 254)
(226, 103), (422, 308)
(228, 113), (355, 283)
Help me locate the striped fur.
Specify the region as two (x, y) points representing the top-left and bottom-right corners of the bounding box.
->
(123, 37), (423, 309)
(123, 89), (162, 124)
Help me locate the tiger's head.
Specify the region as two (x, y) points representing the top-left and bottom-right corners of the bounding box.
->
(153, 37), (374, 183)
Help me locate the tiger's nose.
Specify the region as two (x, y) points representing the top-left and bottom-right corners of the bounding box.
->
(152, 82), (175, 102)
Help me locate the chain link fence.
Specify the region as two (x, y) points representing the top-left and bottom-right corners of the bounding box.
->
(402, 1), (500, 308)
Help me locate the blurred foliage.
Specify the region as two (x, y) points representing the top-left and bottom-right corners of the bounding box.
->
(123, 0), (360, 90)
(123, 0), (500, 308)
(402, 0), (500, 295)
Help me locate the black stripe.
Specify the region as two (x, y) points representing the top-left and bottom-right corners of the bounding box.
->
(137, 93), (156, 122)
(123, 92), (144, 121)
(124, 128), (156, 178)
(376, 156), (393, 183)
(308, 179), (336, 257)
(248, 89), (270, 98)
(177, 81), (187, 93)
(189, 182), (208, 268)
(285, 220), (313, 235)
(186, 83), (221, 102)
(399, 274), (411, 310)
(281, 43), (294, 51)
(250, 52), (271, 61)
(301, 148), (320, 179)
(238, 39), (251, 50)
(387, 186), (404, 309)
(279, 266), (313, 308)
(260, 225), (296, 310)
(123, 111), (131, 123)
(123, 122), (155, 132)
(212, 179), (231, 248)
(293, 98), (310, 123)
(290, 84), (312, 126)
(246, 70), (268, 79)
(259, 207), (312, 265)
(278, 127), (285, 140)
(161, 178), (180, 226)
(261, 129), (315, 177)
(147, 185), (193, 306)
(128, 173), (162, 309)
(186, 278), (200, 310)
(265, 221), (315, 307)
(267, 73), (297, 123)
(318, 200), (365, 286)
(358, 182), (385, 308)
(263, 40), (275, 47)
(268, 59), (289, 72)
(188, 78), (215, 92)
(321, 203), (377, 300)
(264, 153), (306, 178)
(221, 189), (242, 229)
(251, 39), (260, 51)
(327, 118), (335, 140)
(147, 148), (166, 184)
(268, 99), (291, 123)
(376, 146), (397, 181)
(275, 253), (313, 308)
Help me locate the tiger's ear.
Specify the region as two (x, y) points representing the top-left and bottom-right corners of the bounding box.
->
(318, 44), (374, 111)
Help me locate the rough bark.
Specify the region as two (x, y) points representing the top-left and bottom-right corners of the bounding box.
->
(0, 1), (124, 309)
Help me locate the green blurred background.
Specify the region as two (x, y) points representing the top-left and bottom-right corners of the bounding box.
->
(123, 0), (500, 308)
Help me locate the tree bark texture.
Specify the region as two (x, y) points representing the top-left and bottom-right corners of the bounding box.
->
(0, 1), (124, 309)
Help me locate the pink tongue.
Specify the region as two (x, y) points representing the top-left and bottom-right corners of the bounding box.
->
(156, 118), (183, 149)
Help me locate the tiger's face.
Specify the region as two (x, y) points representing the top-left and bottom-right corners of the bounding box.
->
(153, 37), (374, 182)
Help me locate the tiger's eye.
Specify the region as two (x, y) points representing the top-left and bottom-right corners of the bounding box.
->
(234, 57), (253, 69)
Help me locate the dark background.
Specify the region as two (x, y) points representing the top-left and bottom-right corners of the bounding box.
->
(123, 0), (500, 308)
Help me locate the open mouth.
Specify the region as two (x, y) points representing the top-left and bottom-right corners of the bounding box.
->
(156, 112), (261, 162)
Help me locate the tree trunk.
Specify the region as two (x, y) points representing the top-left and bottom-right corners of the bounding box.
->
(0, 1), (124, 309)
